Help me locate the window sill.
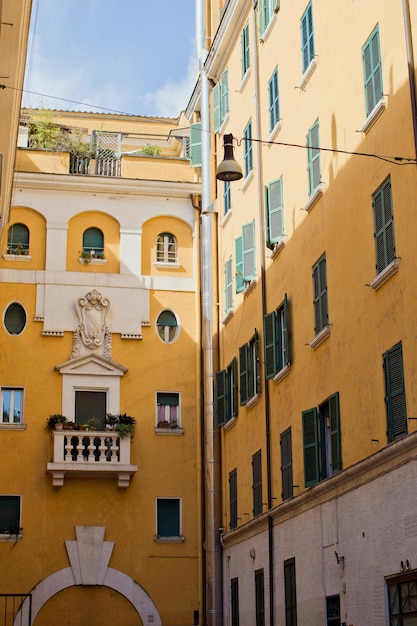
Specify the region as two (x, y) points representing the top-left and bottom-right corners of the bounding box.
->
(298, 57), (318, 91)
(218, 113), (231, 135)
(221, 209), (232, 228)
(224, 416), (237, 431)
(154, 535), (185, 543)
(0, 533), (23, 542)
(359, 97), (387, 134)
(309, 324), (331, 349)
(78, 258), (107, 265)
(155, 427), (184, 435)
(0, 423), (26, 430)
(273, 363), (291, 384)
(240, 169), (254, 192)
(3, 254), (32, 262)
(222, 309), (234, 325)
(154, 262), (181, 269)
(259, 10), (278, 44)
(244, 279), (257, 297)
(270, 240), (285, 259)
(370, 259), (398, 290)
(238, 68), (251, 92)
(304, 183), (325, 213)
(246, 393), (261, 410)
(267, 120), (282, 144)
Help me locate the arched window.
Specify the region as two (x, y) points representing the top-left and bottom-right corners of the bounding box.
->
(156, 233), (177, 263)
(82, 228), (104, 257)
(7, 223), (29, 255)
(4, 303), (26, 335)
(156, 310), (178, 343)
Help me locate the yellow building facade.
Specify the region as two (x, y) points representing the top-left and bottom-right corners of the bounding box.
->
(0, 0), (32, 225)
(0, 110), (202, 626)
(187, 0), (417, 625)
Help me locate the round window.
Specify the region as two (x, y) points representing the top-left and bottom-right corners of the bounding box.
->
(156, 310), (178, 343)
(4, 303), (26, 335)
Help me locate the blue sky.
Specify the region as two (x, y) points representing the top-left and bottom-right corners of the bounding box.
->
(23, 0), (198, 117)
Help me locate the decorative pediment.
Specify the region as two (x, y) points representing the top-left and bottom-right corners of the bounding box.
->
(56, 353), (127, 377)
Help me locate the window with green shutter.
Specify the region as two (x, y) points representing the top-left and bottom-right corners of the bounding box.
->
(231, 577), (240, 626)
(4, 303), (26, 336)
(240, 331), (260, 405)
(225, 257), (233, 313)
(156, 498), (180, 537)
(307, 119), (321, 195)
(224, 180), (231, 215)
(263, 294), (290, 379)
(241, 23), (250, 77)
(312, 254), (328, 334)
(252, 450), (263, 517)
(301, 1), (314, 73)
(268, 68), (280, 132)
(255, 569), (265, 626)
(215, 358), (238, 426)
(362, 25), (383, 117)
(7, 223), (29, 254)
(189, 123), (202, 168)
(82, 227), (104, 255)
(235, 235), (245, 293)
(0, 496), (21, 535)
(242, 221), (255, 282)
(373, 177), (395, 274)
(384, 342), (407, 443)
(280, 428), (293, 501)
(302, 392), (342, 487)
(213, 69), (229, 133)
(229, 470), (238, 530)
(259, 0), (280, 39)
(265, 176), (283, 248)
(284, 558), (297, 626)
(243, 119), (253, 177)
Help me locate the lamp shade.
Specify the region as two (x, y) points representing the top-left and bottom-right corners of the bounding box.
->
(216, 134), (243, 181)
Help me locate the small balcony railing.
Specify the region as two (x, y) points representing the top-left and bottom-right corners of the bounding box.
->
(47, 430), (137, 488)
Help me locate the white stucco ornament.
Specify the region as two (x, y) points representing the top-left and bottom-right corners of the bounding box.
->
(71, 289), (112, 359)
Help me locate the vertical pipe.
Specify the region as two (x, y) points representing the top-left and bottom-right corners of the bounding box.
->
(196, 1), (223, 625)
(402, 0), (417, 161)
(251, 2), (275, 624)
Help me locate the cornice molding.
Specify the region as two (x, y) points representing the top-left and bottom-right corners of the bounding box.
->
(13, 171), (201, 198)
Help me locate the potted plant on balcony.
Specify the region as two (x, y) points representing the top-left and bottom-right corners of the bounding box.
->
(105, 413), (119, 430)
(115, 413), (136, 439)
(47, 414), (67, 430)
(81, 417), (98, 431)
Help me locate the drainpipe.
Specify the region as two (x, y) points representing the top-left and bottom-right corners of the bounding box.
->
(196, 1), (223, 625)
(402, 0), (417, 161)
(252, 2), (275, 625)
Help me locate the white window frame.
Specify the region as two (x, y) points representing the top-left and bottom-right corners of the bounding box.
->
(0, 387), (24, 426)
(156, 391), (181, 427)
(155, 497), (184, 542)
(156, 233), (177, 264)
(156, 310), (179, 344)
(0, 495), (22, 540)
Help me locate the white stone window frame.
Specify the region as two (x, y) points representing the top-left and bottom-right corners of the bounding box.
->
(155, 233), (178, 265)
(155, 391), (184, 434)
(155, 310), (180, 344)
(0, 387), (25, 429)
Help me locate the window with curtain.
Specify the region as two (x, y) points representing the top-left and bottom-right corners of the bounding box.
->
(156, 310), (178, 343)
(156, 233), (177, 263)
(157, 392), (180, 426)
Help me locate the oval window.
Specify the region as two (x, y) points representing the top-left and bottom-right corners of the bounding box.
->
(156, 310), (178, 343)
(4, 303), (26, 335)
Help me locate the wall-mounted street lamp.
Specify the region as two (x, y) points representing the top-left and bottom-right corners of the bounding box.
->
(216, 133), (243, 181)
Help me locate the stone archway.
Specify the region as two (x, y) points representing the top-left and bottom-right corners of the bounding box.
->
(14, 526), (161, 626)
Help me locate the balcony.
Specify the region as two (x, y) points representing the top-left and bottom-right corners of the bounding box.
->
(47, 430), (137, 488)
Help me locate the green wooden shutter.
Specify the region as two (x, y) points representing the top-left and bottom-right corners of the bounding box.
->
(264, 311), (277, 379)
(282, 293), (290, 366)
(243, 221), (255, 282)
(258, 0), (266, 39)
(190, 123), (202, 168)
(373, 178), (395, 273)
(302, 407), (319, 486)
(307, 120), (320, 195)
(266, 177), (283, 247)
(232, 357), (239, 417)
(215, 370), (227, 427)
(241, 23), (250, 77)
(255, 569), (265, 626)
(362, 26), (383, 116)
(83, 227), (103, 251)
(280, 428), (293, 501)
(157, 499), (180, 536)
(220, 69), (229, 122)
(235, 235), (245, 293)
(4, 303), (26, 335)
(157, 392), (179, 406)
(301, 2), (314, 72)
(225, 257), (233, 313)
(229, 471), (238, 530)
(0, 496), (20, 533)
(268, 68), (279, 132)
(329, 392), (342, 474)
(312, 255), (328, 334)
(385, 343), (407, 442)
(239, 343), (248, 405)
(252, 451), (262, 517)
(213, 83), (221, 133)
